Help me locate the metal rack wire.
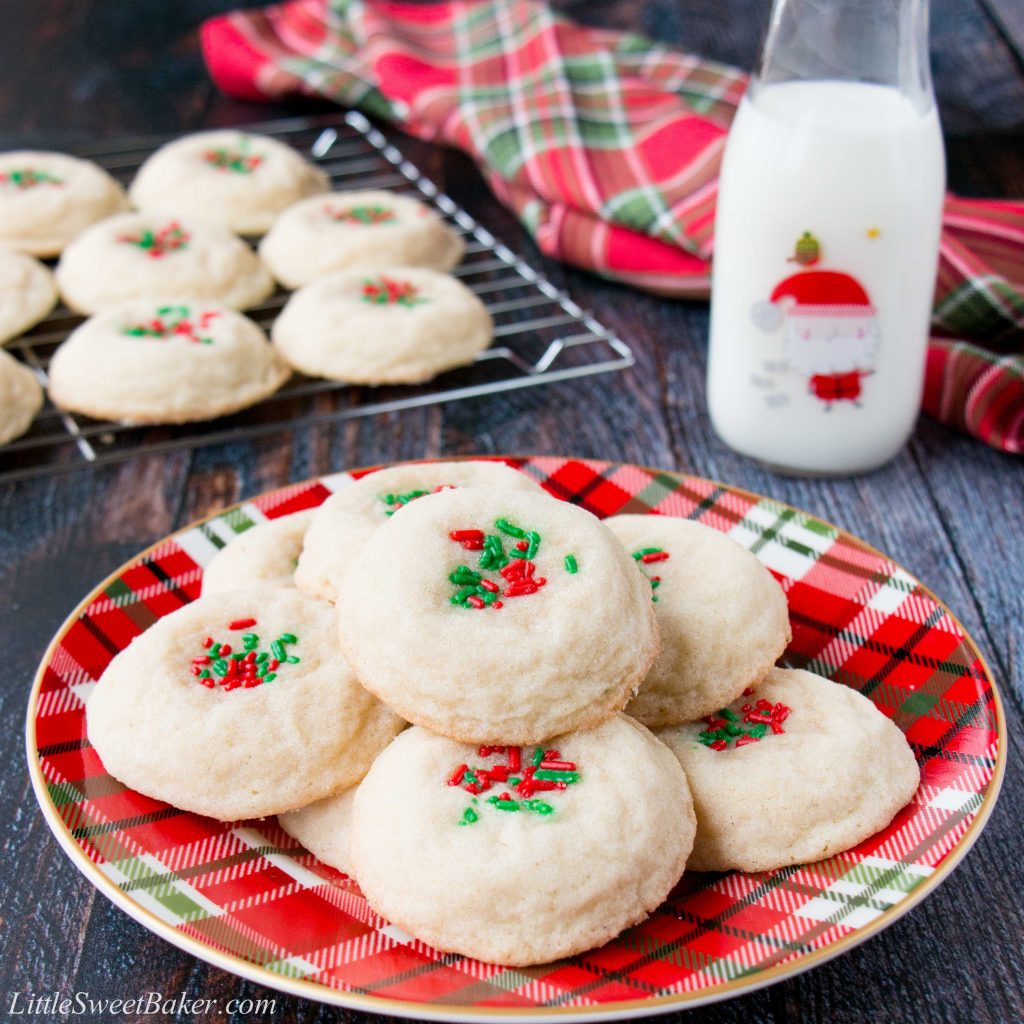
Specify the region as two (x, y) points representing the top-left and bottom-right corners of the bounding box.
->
(0, 111), (633, 483)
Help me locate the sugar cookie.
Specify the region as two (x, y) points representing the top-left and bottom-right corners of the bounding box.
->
(350, 715), (696, 965)
(86, 589), (405, 820)
(130, 131), (329, 236)
(279, 787), (357, 877)
(336, 488), (659, 743)
(0, 349), (42, 445)
(47, 300), (290, 425)
(295, 460), (541, 602)
(605, 515), (791, 725)
(0, 151), (128, 257)
(259, 190), (464, 288)
(203, 510), (315, 595)
(0, 247), (57, 344)
(656, 668), (920, 872)
(271, 267), (491, 385)
(55, 213), (274, 314)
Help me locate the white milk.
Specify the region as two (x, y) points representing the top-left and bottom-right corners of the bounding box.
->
(707, 80), (945, 474)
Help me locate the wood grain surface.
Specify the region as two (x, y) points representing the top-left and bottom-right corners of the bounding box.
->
(0, 2), (1021, 1022)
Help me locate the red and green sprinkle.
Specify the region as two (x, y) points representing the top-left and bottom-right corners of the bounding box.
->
(380, 484), (452, 516)
(448, 517), (548, 610)
(122, 305), (219, 345)
(451, 746), (580, 824)
(698, 698), (791, 750)
(0, 167), (64, 189)
(327, 204), (397, 225)
(117, 221), (190, 258)
(191, 617), (300, 692)
(632, 547), (668, 602)
(361, 276), (425, 307)
(203, 138), (263, 174)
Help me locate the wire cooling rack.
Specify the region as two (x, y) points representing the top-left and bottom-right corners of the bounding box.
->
(1, 111), (633, 483)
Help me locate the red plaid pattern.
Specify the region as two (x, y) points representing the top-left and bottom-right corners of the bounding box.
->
(29, 458), (1004, 1015)
(200, 0), (1024, 454)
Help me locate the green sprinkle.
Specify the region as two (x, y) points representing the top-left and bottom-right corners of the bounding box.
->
(199, 670), (211, 679)
(525, 532), (540, 558)
(458, 807), (478, 826)
(451, 586), (479, 605)
(242, 633), (258, 647)
(533, 769), (580, 783)
(257, 652), (269, 663)
(263, 672), (277, 682)
(523, 800), (553, 815)
(286, 655), (300, 664)
(508, 777), (521, 786)
(231, 652), (245, 661)
(564, 554), (578, 574)
(495, 518), (526, 539)
(270, 640), (286, 661)
(632, 547), (662, 560)
(721, 708), (739, 723)
(725, 723), (742, 736)
(279, 632), (297, 644)
(748, 723), (768, 738)
(492, 800), (519, 812)
(209, 644), (221, 657)
(464, 770), (479, 785)
(212, 660), (228, 677)
(531, 747), (544, 767)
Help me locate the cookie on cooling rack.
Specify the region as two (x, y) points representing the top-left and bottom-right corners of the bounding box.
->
(130, 130), (329, 236)
(47, 299), (290, 425)
(295, 460), (542, 603)
(258, 190), (464, 288)
(279, 786), (357, 877)
(86, 589), (405, 821)
(604, 515), (791, 726)
(336, 487), (659, 743)
(271, 266), (492, 386)
(203, 510), (315, 595)
(0, 349), (43, 446)
(656, 668), (920, 873)
(350, 715), (695, 965)
(0, 247), (57, 344)
(55, 212), (274, 315)
(0, 151), (128, 257)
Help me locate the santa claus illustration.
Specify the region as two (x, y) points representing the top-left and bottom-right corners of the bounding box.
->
(752, 240), (879, 406)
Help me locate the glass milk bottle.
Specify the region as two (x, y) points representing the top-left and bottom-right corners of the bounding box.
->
(706, 0), (945, 475)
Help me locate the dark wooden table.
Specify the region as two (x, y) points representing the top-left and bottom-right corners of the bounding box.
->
(2, 2), (1022, 1022)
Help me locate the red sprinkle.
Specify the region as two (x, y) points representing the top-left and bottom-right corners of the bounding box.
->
(641, 551), (669, 564)
(201, 637), (213, 648)
(508, 747), (521, 772)
(539, 760), (575, 771)
(448, 763), (468, 786)
(467, 595), (485, 609)
(449, 529), (485, 550)
(229, 617), (257, 630)
(479, 579), (499, 593)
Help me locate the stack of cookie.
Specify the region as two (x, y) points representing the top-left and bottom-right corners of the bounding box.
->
(0, 130), (491, 443)
(86, 460), (920, 967)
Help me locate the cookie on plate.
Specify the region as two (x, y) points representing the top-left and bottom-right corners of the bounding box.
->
(279, 786), (357, 877)
(86, 589), (405, 820)
(336, 487), (659, 743)
(55, 213), (274, 315)
(47, 300), (290, 425)
(295, 460), (542, 602)
(656, 668), (920, 873)
(259, 190), (464, 288)
(351, 715), (696, 965)
(0, 349), (43, 445)
(605, 515), (791, 726)
(0, 247), (57, 344)
(203, 510), (315, 595)
(271, 267), (491, 385)
(0, 151), (128, 257)
(130, 131), (329, 236)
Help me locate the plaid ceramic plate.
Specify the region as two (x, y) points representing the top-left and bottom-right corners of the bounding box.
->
(27, 456), (1006, 1021)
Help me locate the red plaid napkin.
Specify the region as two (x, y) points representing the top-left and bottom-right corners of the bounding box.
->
(201, 0), (1024, 454)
